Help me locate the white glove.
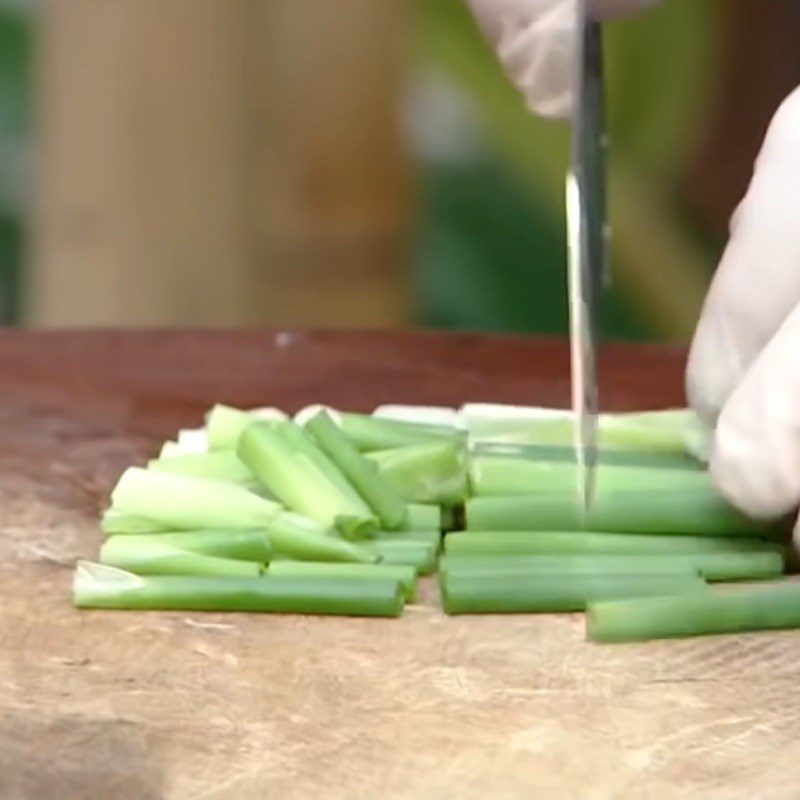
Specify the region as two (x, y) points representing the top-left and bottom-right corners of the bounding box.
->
(465, 0), (662, 117)
(686, 86), (800, 524)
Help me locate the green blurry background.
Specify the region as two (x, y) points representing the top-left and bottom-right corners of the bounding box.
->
(3, 1), (799, 337)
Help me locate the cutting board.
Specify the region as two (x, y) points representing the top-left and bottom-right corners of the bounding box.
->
(1, 330), (797, 800)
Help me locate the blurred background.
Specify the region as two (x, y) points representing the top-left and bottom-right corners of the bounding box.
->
(1, 1), (799, 339)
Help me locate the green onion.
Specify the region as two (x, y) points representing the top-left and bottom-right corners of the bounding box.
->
(73, 561), (404, 616)
(444, 531), (780, 557)
(109, 468), (281, 531)
(101, 509), (164, 535)
(338, 412), (461, 451)
(404, 504), (441, 532)
(100, 537), (263, 577)
(374, 528), (441, 547)
(362, 538), (438, 574)
(205, 404), (287, 450)
(469, 457), (713, 497)
(440, 551), (783, 582)
(237, 422), (378, 539)
(465, 489), (770, 536)
(147, 450), (255, 486)
(264, 512), (377, 564)
(587, 583), (800, 642)
(441, 571), (708, 614)
(100, 529), (272, 561)
(366, 440), (468, 505)
(267, 561), (417, 601)
(305, 410), (408, 529)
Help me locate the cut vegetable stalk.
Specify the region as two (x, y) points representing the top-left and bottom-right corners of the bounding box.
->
(361, 538), (438, 574)
(100, 537), (263, 578)
(439, 551), (783, 582)
(366, 440), (468, 505)
(73, 561), (404, 616)
(305, 410), (408, 529)
(403, 504), (442, 532)
(587, 582), (800, 642)
(441, 571), (708, 614)
(264, 512), (377, 564)
(99, 530), (273, 562)
(148, 450), (256, 486)
(465, 489), (771, 537)
(444, 531), (781, 557)
(238, 422), (378, 539)
(267, 561), (417, 601)
(110, 468), (281, 531)
(205, 404), (287, 450)
(338, 412), (462, 451)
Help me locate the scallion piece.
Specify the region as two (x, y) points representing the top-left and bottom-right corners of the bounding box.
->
(374, 528), (441, 547)
(404, 504), (441, 532)
(100, 537), (263, 577)
(205, 404), (288, 450)
(362, 538), (438, 574)
(109, 468), (281, 531)
(305, 410), (408, 530)
(338, 412), (461, 451)
(98, 529), (272, 561)
(441, 571), (708, 614)
(237, 422), (378, 539)
(587, 583), (800, 642)
(444, 531), (780, 557)
(366, 440), (468, 505)
(73, 561), (404, 616)
(264, 512), (377, 564)
(465, 489), (770, 536)
(267, 561), (417, 601)
(439, 551), (783, 582)
(147, 450), (255, 486)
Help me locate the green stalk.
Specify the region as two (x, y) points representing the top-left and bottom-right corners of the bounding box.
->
(264, 512), (377, 564)
(444, 531), (780, 557)
(362, 538), (438, 575)
(374, 529), (441, 547)
(441, 571), (708, 614)
(110, 468), (281, 531)
(102, 509), (164, 535)
(587, 583), (800, 642)
(469, 457), (713, 497)
(465, 489), (770, 536)
(338, 412), (461, 451)
(148, 450), (255, 486)
(440, 551), (783, 582)
(267, 561), (417, 601)
(73, 561), (404, 616)
(205, 404), (287, 450)
(404, 504), (442, 532)
(305, 410), (408, 529)
(366, 440), (468, 505)
(99, 530), (272, 561)
(237, 422), (378, 539)
(100, 537), (263, 578)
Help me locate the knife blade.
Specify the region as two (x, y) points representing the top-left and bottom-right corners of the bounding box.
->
(567, 0), (607, 516)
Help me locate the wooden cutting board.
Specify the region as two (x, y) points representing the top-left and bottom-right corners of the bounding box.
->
(0, 330), (797, 800)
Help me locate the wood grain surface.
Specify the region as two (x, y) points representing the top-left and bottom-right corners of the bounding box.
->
(1, 330), (799, 800)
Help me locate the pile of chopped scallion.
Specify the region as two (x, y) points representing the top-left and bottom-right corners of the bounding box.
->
(75, 403), (800, 642)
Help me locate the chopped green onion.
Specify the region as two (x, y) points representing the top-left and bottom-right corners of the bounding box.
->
(440, 551), (783, 582)
(444, 531), (780, 557)
(267, 561), (417, 601)
(465, 489), (770, 536)
(374, 528), (441, 547)
(237, 422), (378, 539)
(73, 561), (404, 616)
(100, 529), (272, 562)
(441, 571), (708, 614)
(362, 538), (438, 574)
(366, 440), (468, 505)
(305, 410), (408, 529)
(587, 583), (800, 642)
(148, 450), (255, 486)
(403, 503), (441, 532)
(205, 404), (287, 450)
(110, 468), (281, 531)
(338, 412), (462, 451)
(102, 509), (164, 535)
(469, 457), (714, 497)
(100, 537), (263, 577)
(264, 512), (377, 564)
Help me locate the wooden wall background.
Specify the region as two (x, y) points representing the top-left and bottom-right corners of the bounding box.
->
(29, 1), (408, 327)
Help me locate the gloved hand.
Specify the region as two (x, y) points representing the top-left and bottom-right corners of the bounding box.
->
(686, 86), (800, 526)
(465, 0), (662, 117)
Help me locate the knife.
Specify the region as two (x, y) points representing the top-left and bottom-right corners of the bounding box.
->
(567, 0), (607, 516)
